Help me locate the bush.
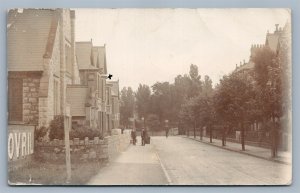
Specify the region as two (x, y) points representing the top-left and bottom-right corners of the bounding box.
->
(49, 115), (65, 140)
(35, 126), (49, 141)
(70, 125), (103, 140)
(146, 114), (160, 131)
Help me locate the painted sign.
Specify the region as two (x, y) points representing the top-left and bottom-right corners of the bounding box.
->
(8, 125), (34, 161)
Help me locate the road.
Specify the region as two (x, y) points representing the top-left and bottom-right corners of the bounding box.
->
(88, 136), (291, 185)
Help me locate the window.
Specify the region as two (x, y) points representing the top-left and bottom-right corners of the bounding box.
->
(8, 78), (23, 122)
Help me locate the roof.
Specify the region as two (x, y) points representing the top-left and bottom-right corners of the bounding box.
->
(7, 9), (57, 71)
(67, 85), (89, 116)
(93, 46), (107, 74)
(76, 41), (95, 70)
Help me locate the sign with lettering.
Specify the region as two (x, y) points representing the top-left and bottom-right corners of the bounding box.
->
(8, 125), (34, 161)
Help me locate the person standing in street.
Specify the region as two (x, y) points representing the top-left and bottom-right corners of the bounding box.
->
(141, 128), (146, 146)
(131, 129), (137, 145)
(166, 127), (169, 138)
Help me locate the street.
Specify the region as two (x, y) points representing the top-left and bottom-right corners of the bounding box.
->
(88, 136), (291, 185)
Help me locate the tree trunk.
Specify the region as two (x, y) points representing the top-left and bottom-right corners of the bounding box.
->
(241, 122), (245, 151)
(271, 115), (277, 158)
(209, 125), (213, 143)
(222, 127), (226, 146)
(187, 127), (189, 137)
(193, 121), (196, 139)
(200, 126), (203, 140)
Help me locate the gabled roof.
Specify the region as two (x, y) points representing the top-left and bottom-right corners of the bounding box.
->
(7, 9), (57, 71)
(76, 41), (96, 70)
(93, 46), (107, 74)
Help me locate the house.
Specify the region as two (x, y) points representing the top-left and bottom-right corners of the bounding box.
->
(108, 80), (120, 129)
(7, 9), (79, 129)
(67, 41), (115, 136)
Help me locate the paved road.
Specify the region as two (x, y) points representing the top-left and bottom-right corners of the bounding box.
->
(88, 138), (168, 185)
(88, 136), (291, 185)
(153, 136), (291, 185)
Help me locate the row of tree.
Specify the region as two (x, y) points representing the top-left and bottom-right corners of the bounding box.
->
(120, 39), (290, 157)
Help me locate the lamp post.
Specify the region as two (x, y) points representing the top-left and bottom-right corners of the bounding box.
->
(141, 117), (145, 128)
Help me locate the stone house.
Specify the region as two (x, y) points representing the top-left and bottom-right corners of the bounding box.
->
(107, 80), (120, 129)
(7, 9), (79, 129)
(67, 41), (114, 136)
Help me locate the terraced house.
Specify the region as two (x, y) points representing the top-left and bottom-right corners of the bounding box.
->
(7, 9), (120, 138)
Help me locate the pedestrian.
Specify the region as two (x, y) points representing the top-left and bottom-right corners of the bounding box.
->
(141, 128), (146, 146)
(131, 129), (137, 145)
(165, 127), (169, 138)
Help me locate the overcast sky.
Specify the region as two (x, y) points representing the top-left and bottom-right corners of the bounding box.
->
(75, 8), (290, 90)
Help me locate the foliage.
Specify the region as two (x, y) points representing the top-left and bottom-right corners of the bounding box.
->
(69, 126), (103, 140)
(253, 47), (283, 119)
(146, 114), (160, 131)
(120, 87), (135, 127)
(35, 126), (49, 141)
(188, 64), (202, 98)
(49, 115), (65, 140)
(135, 84), (151, 119)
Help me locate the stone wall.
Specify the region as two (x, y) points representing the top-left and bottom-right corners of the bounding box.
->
(34, 131), (131, 164)
(23, 77), (40, 125)
(35, 137), (108, 164)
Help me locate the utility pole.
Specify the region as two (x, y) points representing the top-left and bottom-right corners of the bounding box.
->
(64, 116), (71, 183)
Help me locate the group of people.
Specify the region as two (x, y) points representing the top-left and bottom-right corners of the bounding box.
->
(131, 128), (148, 146)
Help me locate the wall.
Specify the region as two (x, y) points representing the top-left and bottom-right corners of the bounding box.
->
(34, 130), (131, 164)
(23, 76), (40, 125)
(35, 137), (108, 164)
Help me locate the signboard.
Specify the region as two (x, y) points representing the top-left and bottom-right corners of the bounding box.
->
(8, 125), (34, 161)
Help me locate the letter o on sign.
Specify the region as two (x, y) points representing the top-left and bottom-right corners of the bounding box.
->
(8, 133), (14, 159)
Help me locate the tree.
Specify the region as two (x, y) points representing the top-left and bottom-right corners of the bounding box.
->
(135, 84), (151, 121)
(253, 46), (283, 157)
(214, 73), (256, 150)
(151, 82), (174, 127)
(188, 64), (202, 98)
(146, 114), (160, 132)
(120, 87), (135, 128)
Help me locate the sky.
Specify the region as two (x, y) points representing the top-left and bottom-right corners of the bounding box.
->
(74, 8), (290, 90)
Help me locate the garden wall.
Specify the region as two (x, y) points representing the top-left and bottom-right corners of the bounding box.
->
(34, 129), (131, 164)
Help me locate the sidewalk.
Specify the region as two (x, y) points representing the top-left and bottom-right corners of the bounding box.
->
(184, 136), (291, 165)
(87, 139), (168, 185)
